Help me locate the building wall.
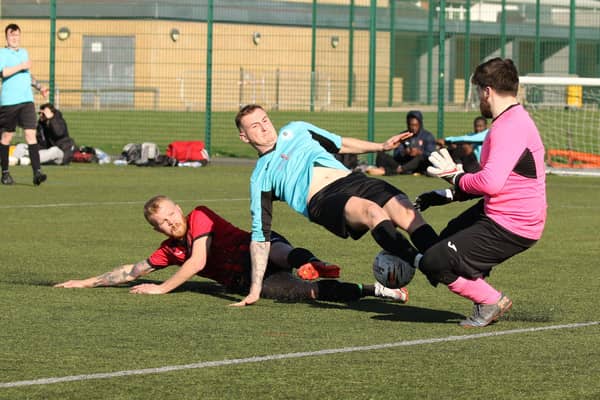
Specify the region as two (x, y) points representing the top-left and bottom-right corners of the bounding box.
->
(9, 18), (392, 111)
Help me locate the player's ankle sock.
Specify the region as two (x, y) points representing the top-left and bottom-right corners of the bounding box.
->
(28, 143), (41, 172)
(287, 247), (317, 269)
(315, 280), (362, 302)
(371, 220), (420, 266)
(447, 276), (501, 304)
(0, 144), (9, 171)
(410, 224), (439, 253)
(360, 283), (374, 297)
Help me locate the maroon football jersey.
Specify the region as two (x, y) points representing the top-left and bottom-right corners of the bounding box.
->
(148, 206), (251, 286)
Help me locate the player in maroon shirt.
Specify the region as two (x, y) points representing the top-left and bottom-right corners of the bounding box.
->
(55, 195), (408, 303)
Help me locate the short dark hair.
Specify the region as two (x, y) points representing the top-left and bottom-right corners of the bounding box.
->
(5, 24), (20, 36)
(235, 104), (264, 131)
(473, 116), (487, 125)
(471, 57), (519, 96)
(39, 103), (57, 113)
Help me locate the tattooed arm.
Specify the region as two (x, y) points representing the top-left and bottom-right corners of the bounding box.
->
(54, 260), (156, 288)
(129, 237), (210, 295)
(230, 240), (270, 307)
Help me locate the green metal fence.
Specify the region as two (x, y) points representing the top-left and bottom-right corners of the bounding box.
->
(1, 0), (599, 159)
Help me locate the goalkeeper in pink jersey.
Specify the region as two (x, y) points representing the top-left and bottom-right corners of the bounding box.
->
(414, 58), (547, 327)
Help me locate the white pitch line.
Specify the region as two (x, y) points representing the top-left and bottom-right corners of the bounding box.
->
(0, 198), (249, 210)
(1, 321), (597, 389)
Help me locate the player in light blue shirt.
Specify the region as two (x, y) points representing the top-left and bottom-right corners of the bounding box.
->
(0, 23), (49, 186)
(440, 116), (488, 173)
(232, 104), (440, 306)
(248, 120), (349, 236)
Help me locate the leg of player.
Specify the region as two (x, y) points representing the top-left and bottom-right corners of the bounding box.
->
(264, 241), (407, 303)
(0, 132), (15, 185)
(344, 197), (420, 267)
(381, 195), (439, 254)
(271, 233), (340, 280)
(286, 247), (340, 280)
(420, 243), (510, 327)
(40, 147), (65, 165)
(315, 280), (408, 303)
(343, 196), (438, 268)
(24, 128), (46, 186)
(448, 277), (512, 328)
(261, 272), (408, 303)
(418, 209), (534, 327)
(268, 240), (340, 280)
(421, 250), (511, 327)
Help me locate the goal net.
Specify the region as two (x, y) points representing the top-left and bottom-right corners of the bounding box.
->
(519, 76), (600, 175)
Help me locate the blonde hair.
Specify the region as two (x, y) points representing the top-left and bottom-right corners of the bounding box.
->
(143, 195), (172, 224)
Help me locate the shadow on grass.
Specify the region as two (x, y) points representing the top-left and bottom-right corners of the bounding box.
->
(307, 299), (465, 323)
(28, 278), (526, 324)
(503, 309), (556, 323)
(2, 181), (37, 187)
(32, 278), (242, 303)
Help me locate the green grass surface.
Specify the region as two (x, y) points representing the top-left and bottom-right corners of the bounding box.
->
(1, 164), (599, 399)
(59, 110), (484, 157)
(58, 108), (597, 160)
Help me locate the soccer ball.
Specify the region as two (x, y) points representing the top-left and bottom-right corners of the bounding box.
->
(372, 250), (416, 289)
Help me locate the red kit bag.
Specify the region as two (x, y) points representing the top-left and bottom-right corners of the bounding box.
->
(166, 141), (210, 165)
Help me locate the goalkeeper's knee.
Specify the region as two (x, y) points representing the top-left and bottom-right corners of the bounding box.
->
(418, 243), (460, 286)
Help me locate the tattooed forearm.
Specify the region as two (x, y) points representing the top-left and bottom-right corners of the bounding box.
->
(92, 260), (153, 287)
(131, 260), (154, 277)
(249, 241), (270, 290)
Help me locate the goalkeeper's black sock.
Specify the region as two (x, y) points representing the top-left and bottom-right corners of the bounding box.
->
(287, 247), (318, 269)
(315, 280), (362, 302)
(410, 224), (439, 253)
(28, 143), (42, 173)
(0, 144), (9, 172)
(371, 220), (420, 266)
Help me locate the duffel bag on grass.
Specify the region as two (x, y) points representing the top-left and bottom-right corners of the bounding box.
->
(166, 141), (209, 165)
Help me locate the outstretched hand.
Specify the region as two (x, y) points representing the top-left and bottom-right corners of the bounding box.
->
(382, 131), (413, 151)
(230, 292), (260, 307)
(54, 280), (90, 288)
(129, 283), (165, 294)
(414, 188), (454, 212)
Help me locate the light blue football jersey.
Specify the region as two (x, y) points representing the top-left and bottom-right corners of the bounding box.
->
(0, 47), (34, 106)
(250, 121), (348, 242)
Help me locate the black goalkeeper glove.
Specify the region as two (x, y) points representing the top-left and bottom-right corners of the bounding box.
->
(414, 188), (454, 212)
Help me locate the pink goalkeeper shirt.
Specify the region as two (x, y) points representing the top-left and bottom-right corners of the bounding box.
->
(458, 104), (547, 240)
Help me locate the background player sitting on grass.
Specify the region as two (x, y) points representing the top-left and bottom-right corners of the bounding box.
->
(436, 116), (488, 173)
(10, 102), (76, 166)
(55, 195), (408, 304)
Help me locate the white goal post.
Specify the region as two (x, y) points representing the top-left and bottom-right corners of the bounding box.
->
(517, 76), (600, 175)
(518, 76), (600, 87)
